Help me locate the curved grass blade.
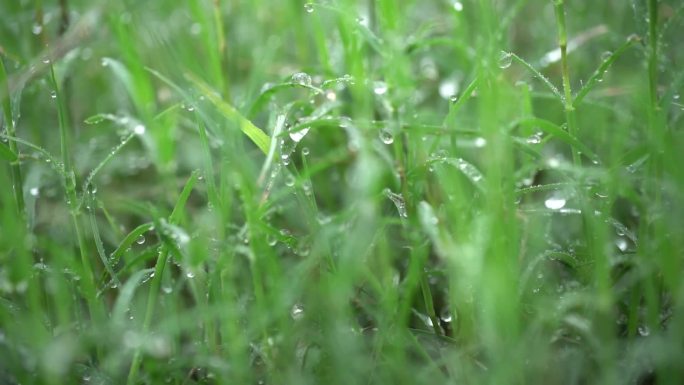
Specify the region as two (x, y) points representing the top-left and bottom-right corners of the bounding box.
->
(109, 222), (156, 266)
(87, 194), (122, 290)
(127, 171), (199, 384)
(111, 268), (155, 325)
(515, 117), (600, 163)
(428, 157), (485, 191)
(574, 36), (639, 105)
(185, 72), (270, 154)
(510, 53), (564, 102)
(443, 77), (478, 125)
(248, 82), (323, 118)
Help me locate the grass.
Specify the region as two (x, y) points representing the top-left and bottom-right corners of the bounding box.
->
(1, 0), (683, 384)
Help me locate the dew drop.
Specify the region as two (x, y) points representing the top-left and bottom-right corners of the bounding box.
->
(498, 51), (513, 69)
(302, 147), (310, 156)
(289, 127), (310, 142)
(291, 303), (304, 320)
(439, 79), (459, 100)
(325, 90), (337, 101)
(452, 1), (464, 11)
(162, 286), (173, 294)
(373, 81), (388, 95)
(615, 238), (628, 252)
(304, 3), (314, 13)
(291, 72), (312, 86)
(32, 23), (43, 35)
(379, 129), (394, 144)
(136, 235), (145, 245)
(186, 271), (195, 279)
(281, 153), (291, 166)
(29, 187), (39, 197)
(474, 137), (487, 148)
(600, 51), (612, 61)
(544, 196), (566, 210)
(638, 325), (650, 337)
(133, 124), (146, 135)
(285, 175), (295, 187)
(50, 91), (57, 99)
(526, 132), (542, 144)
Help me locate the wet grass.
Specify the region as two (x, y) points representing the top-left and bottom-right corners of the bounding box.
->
(1, 0), (683, 384)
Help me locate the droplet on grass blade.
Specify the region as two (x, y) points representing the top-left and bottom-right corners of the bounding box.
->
(291, 72), (312, 86)
(373, 81), (388, 95)
(498, 51), (513, 69)
(439, 79), (459, 100)
(304, 3), (314, 13)
(379, 129), (394, 144)
(289, 127), (310, 142)
(544, 196), (566, 210)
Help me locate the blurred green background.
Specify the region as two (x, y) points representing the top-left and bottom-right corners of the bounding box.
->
(1, 0), (683, 384)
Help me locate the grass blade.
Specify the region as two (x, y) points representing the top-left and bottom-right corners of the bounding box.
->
(185, 72), (271, 154)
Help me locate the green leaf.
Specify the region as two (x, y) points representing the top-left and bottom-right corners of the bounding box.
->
(516, 117), (600, 163)
(574, 36), (638, 105)
(0, 141), (17, 162)
(185, 72), (271, 154)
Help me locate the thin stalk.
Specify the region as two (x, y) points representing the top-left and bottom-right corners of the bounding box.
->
(647, 0), (659, 114)
(49, 63), (102, 324)
(0, 58), (25, 215)
(126, 247), (170, 385)
(553, 0), (580, 166)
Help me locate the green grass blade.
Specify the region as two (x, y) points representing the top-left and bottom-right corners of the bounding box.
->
(516, 117), (600, 163)
(185, 72), (271, 154)
(574, 36), (638, 105)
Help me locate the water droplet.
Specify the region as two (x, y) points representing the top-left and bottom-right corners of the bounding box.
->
(544, 196), (566, 210)
(267, 236), (277, 246)
(526, 132), (542, 144)
(474, 137), (487, 147)
(449, 95), (459, 103)
(452, 1), (464, 11)
(304, 3), (314, 13)
(50, 91), (57, 99)
(325, 90), (337, 101)
(379, 129), (394, 144)
(498, 51), (513, 69)
(373, 81), (388, 95)
(29, 187), (39, 197)
(601, 51), (612, 61)
(281, 154), (291, 166)
(136, 235), (145, 245)
(42, 57), (50, 64)
(438, 79), (459, 100)
(32, 23), (43, 35)
(284, 175), (295, 187)
(302, 147), (310, 156)
(384, 189), (408, 218)
(291, 72), (312, 86)
(133, 124), (146, 135)
(289, 127), (310, 142)
(638, 325), (650, 337)
(291, 303), (304, 320)
(190, 23), (201, 35)
(186, 271), (195, 279)
(162, 286), (172, 294)
(627, 34), (640, 43)
(615, 238), (628, 252)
